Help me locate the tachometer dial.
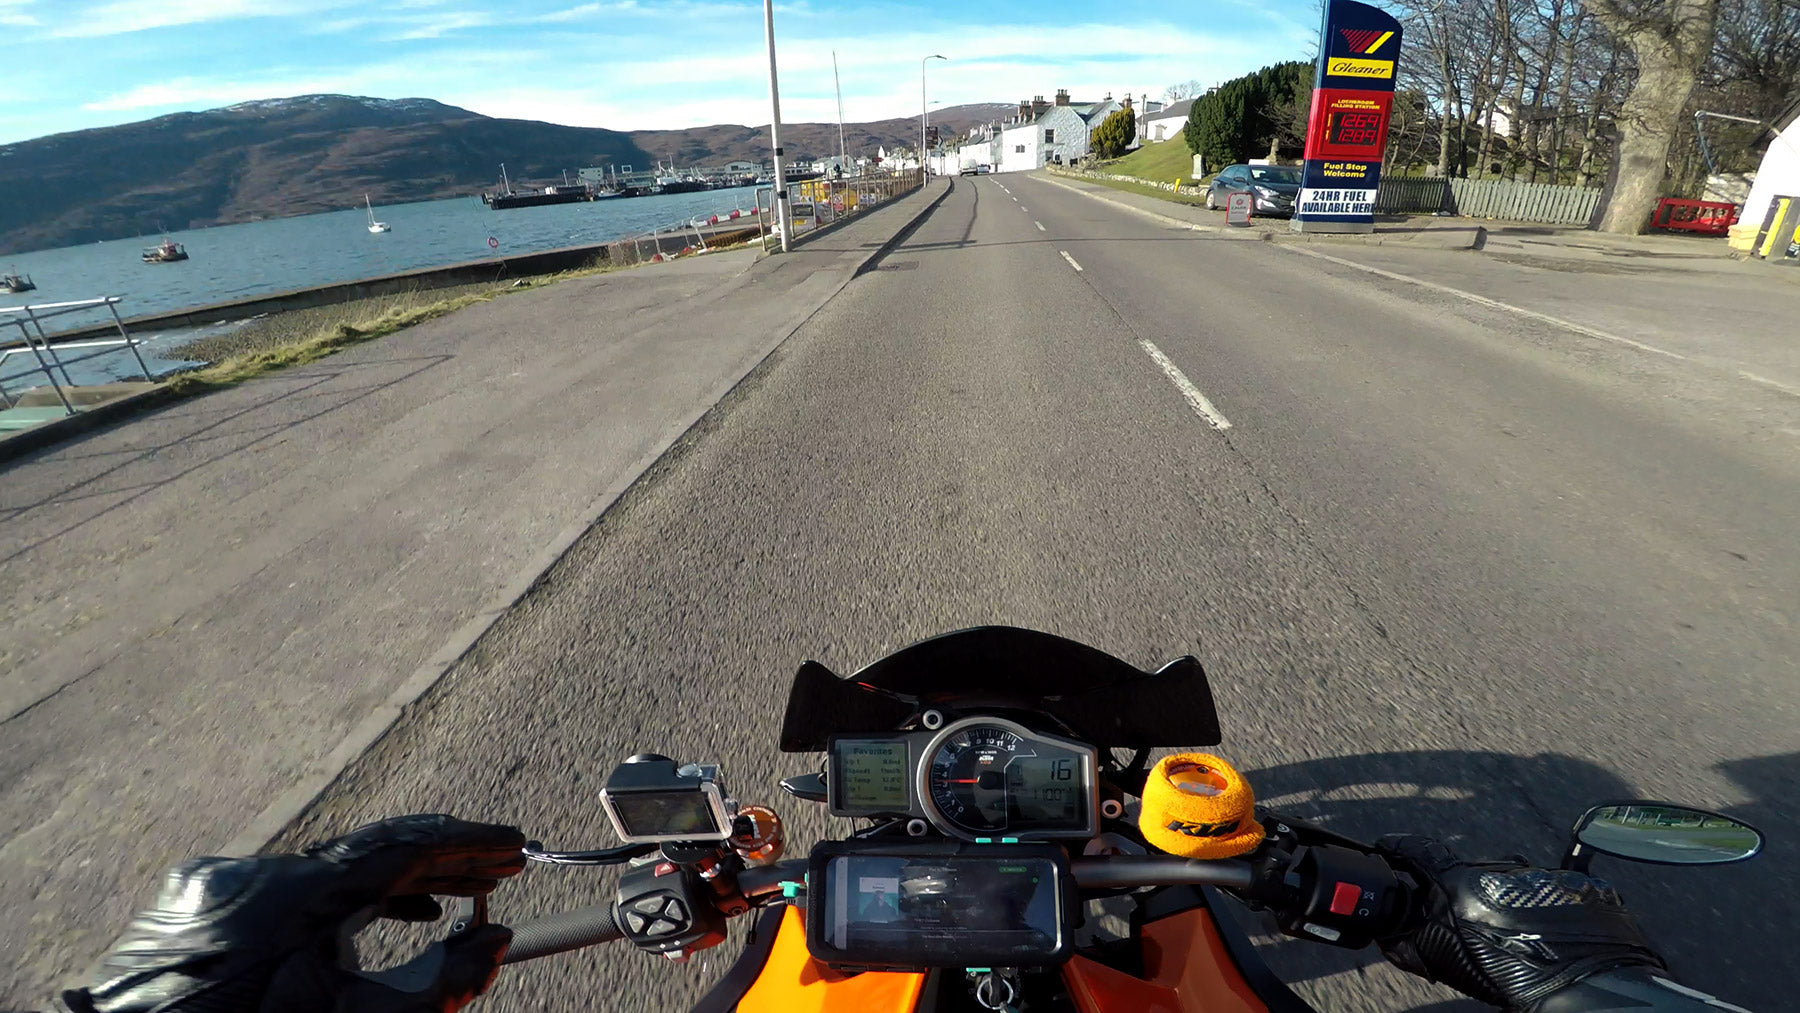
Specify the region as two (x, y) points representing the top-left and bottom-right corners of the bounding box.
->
(926, 722), (1026, 833)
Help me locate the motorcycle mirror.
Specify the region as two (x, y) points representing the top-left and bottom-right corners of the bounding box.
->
(1562, 801), (1763, 872)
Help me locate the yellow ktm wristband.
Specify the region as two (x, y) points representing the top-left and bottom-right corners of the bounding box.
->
(1138, 753), (1266, 859)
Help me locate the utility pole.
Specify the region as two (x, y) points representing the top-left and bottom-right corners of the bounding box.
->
(922, 54), (946, 176)
(763, 0), (792, 251)
(834, 51), (848, 173)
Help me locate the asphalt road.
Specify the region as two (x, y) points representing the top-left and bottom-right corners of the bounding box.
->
(215, 176), (1800, 1011)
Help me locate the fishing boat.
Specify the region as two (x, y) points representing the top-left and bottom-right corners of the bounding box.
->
(483, 162), (589, 210)
(142, 239), (188, 263)
(365, 194), (391, 233)
(3, 269), (34, 293)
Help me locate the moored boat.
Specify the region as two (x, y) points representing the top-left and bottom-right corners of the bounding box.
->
(142, 239), (188, 263)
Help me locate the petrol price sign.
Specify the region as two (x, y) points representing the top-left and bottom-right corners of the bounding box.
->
(1294, 0), (1403, 233)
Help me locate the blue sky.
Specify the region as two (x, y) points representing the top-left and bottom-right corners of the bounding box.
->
(2, 0), (1318, 145)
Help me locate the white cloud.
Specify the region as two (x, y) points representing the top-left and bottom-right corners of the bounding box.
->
(0, 0), (35, 25)
(388, 10), (496, 39)
(52, 0), (363, 37)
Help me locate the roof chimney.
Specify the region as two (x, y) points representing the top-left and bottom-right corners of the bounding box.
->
(1122, 95), (1132, 110)
(1055, 88), (1070, 106)
(1031, 94), (1049, 117)
(1017, 99), (1031, 122)
(1104, 91), (1113, 101)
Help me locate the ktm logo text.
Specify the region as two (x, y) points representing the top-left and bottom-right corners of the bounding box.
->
(1165, 818), (1242, 838)
(1339, 28), (1394, 53)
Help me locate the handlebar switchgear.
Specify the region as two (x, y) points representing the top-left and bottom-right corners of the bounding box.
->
(614, 860), (727, 958)
(1252, 843), (1415, 950)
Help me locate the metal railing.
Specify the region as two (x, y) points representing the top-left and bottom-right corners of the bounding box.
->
(0, 297), (150, 413)
(757, 169), (926, 248)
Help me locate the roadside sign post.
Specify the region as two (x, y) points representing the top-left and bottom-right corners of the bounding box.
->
(1226, 191), (1254, 226)
(1292, 0), (1403, 234)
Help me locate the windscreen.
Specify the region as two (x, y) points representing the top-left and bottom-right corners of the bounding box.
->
(779, 626), (1221, 751)
(1250, 166), (1303, 184)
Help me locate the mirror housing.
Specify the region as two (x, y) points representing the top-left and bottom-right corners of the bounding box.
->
(1562, 801), (1763, 872)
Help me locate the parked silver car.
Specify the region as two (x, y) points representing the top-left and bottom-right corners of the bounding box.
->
(1205, 164), (1302, 217)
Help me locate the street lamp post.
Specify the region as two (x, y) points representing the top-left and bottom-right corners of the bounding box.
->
(922, 54), (946, 176)
(764, 0), (793, 252)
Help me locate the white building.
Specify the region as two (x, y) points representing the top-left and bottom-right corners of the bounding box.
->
(1138, 99), (1193, 146)
(724, 160), (759, 175)
(1733, 96), (1800, 251)
(996, 105), (1091, 171)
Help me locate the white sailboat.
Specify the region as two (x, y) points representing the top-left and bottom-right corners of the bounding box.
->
(365, 194), (391, 234)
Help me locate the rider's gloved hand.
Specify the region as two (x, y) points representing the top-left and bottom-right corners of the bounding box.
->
(1373, 835), (1666, 1011)
(63, 814), (527, 1013)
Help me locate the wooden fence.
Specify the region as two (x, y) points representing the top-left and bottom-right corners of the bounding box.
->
(1376, 175), (1602, 226)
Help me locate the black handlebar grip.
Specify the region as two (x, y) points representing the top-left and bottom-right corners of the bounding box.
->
(500, 903), (624, 964)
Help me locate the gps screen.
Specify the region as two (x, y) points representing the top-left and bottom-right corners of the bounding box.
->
(814, 853), (1063, 966)
(832, 737), (911, 813)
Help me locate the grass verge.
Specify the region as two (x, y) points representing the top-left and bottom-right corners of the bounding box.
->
(168, 291), (502, 393)
(1098, 139), (1200, 183)
(165, 251), (649, 393)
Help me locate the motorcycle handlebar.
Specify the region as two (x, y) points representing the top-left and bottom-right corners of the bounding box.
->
(501, 903), (624, 964)
(1070, 855), (1256, 890)
(496, 854), (1260, 965)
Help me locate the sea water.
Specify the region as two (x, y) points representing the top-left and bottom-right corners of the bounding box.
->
(1, 186), (765, 321)
(1, 186), (766, 388)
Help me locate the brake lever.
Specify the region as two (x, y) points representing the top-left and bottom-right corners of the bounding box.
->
(523, 840), (659, 865)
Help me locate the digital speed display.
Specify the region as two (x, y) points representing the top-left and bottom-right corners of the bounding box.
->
(1005, 755), (1081, 823)
(834, 738), (911, 813)
(1326, 110), (1383, 147)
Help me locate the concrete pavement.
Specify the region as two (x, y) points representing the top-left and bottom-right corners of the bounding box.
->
(0, 179), (947, 1006)
(269, 173), (1795, 1013)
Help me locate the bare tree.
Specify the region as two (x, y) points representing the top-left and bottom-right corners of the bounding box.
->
(1163, 80), (1206, 102)
(1587, 0), (1722, 232)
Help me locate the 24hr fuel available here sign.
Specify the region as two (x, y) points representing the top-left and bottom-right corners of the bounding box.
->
(1294, 0), (1403, 231)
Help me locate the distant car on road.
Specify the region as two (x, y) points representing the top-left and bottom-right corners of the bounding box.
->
(1205, 164), (1301, 217)
(960, 163), (979, 176)
(976, 164), (992, 175)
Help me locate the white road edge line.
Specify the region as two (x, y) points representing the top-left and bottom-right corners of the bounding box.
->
(1035, 221), (1046, 231)
(1060, 250), (1083, 272)
(1739, 370), (1800, 398)
(1139, 339), (1232, 430)
(1274, 246), (1690, 361)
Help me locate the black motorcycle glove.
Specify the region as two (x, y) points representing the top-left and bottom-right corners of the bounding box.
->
(1374, 835), (1666, 1012)
(63, 814), (528, 1013)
